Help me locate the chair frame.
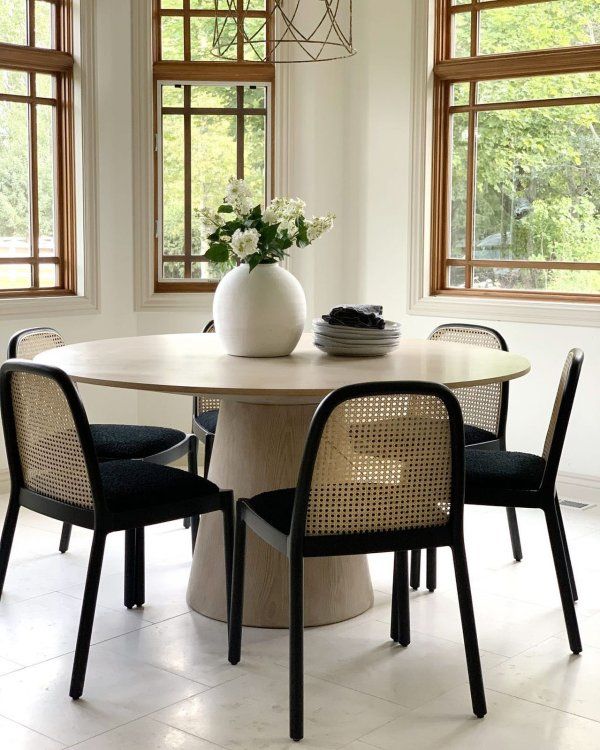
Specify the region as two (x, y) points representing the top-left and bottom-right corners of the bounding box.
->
(0, 360), (234, 698)
(411, 323), (521, 593)
(228, 381), (487, 741)
(8, 328), (198, 604)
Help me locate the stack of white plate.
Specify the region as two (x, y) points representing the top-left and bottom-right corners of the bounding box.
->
(313, 318), (401, 357)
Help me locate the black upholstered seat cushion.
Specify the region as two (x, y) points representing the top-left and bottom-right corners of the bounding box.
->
(464, 424), (496, 446)
(246, 488), (295, 535)
(90, 424), (186, 460)
(194, 409), (219, 435)
(466, 450), (546, 500)
(100, 460), (219, 513)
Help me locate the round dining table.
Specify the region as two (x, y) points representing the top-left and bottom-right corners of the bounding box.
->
(36, 332), (530, 628)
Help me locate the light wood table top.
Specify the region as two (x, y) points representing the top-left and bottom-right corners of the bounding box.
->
(35, 332), (531, 398)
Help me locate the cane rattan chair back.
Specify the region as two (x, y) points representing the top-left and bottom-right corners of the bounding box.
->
(1, 362), (97, 510)
(296, 383), (464, 538)
(194, 320), (220, 415)
(429, 324), (508, 440)
(8, 327), (65, 360)
(541, 349), (583, 483)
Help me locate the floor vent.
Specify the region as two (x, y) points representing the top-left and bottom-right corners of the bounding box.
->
(559, 499), (595, 510)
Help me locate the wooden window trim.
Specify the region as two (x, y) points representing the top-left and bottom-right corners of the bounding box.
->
(431, 0), (600, 303)
(152, 0), (275, 294)
(0, 0), (76, 299)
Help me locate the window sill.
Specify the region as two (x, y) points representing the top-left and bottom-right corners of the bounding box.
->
(0, 292), (99, 319)
(409, 292), (600, 328)
(136, 289), (215, 312)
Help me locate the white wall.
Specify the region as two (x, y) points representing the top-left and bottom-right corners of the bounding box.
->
(1, 0), (597, 493)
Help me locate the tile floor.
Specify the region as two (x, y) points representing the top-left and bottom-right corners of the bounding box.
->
(0, 494), (599, 748)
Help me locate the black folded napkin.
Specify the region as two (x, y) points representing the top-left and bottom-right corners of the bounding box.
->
(322, 305), (385, 330)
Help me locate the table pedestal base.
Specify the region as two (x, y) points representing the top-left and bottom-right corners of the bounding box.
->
(187, 398), (374, 627)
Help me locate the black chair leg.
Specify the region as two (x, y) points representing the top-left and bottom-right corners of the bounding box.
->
(183, 517), (191, 529)
(556, 500), (577, 602)
(124, 529), (136, 609)
(228, 513), (246, 665)
(59, 522), (72, 553)
(410, 548), (421, 590)
(70, 531), (106, 699)
(390, 552), (399, 642)
(545, 506), (582, 654)
(426, 548), (437, 592)
(184, 436), (199, 531)
(222, 494), (235, 620)
(204, 433), (214, 479)
(394, 550), (410, 647)
(134, 527), (145, 607)
(191, 515), (200, 554)
(452, 542), (487, 719)
(506, 507), (523, 562)
(289, 554), (304, 742)
(0, 495), (20, 598)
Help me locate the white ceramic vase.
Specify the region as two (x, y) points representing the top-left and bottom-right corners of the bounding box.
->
(213, 262), (306, 357)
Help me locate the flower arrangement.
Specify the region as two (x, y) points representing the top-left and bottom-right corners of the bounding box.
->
(199, 178), (335, 272)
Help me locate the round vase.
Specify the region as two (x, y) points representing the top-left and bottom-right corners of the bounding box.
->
(213, 262), (307, 357)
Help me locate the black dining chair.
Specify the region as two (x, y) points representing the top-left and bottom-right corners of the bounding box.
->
(410, 323), (519, 593)
(228, 381), (487, 741)
(0, 359), (234, 698)
(395, 349), (583, 655)
(8, 327), (199, 604)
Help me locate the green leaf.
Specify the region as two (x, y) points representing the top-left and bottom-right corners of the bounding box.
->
(248, 252), (263, 272)
(205, 243), (231, 263)
(218, 204), (234, 213)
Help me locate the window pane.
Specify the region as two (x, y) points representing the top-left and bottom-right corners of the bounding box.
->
(0, 264), (31, 290)
(35, 0), (54, 49)
(37, 104), (56, 254)
(452, 83), (469, 107)
(244, 115), (266, 207)
(474, 104), (600, 264)
(36, 73), (54, 99)
(244, 18), (266, 61)
(479, 1), (600, 56)
(162, 115), (185, 256)
(448, 266), (466, 289)
(191, 0), (228, 8)
(161, 0), (183, 8)
(0, 101), (31, 260)
(191, 84), (237, 108)
(162, 84), (184, 108)
(163, 261), (185, 279)
(244, 85), (266, 109)
(478, 72), (600, 105)
(472, 267), (600, 294)
(0, 69), (28, 97)
(192, 260), (234, 281)
(452, 11), (471, 58)
(0, 0), (27, 46)
(208, 16), (238, 60)
(450, 112), (469, 259)
(39, 262), (58, 288)
(161, 16), (184, 60)
(191, 113), (237, 254)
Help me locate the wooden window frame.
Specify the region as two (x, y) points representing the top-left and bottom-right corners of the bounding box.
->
(152, 0), (275, 294)
(431, 0), (600, 304)
(0, 0), (76, 299)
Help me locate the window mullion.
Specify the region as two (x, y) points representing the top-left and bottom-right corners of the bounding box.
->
(184, 85), (192, 279)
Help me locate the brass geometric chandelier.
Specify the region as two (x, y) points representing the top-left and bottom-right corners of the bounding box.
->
(213, 1), (356, 64)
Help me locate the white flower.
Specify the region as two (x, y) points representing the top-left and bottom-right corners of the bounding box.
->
(225, 178), (254, 216)
(269, 196), (306, 222)
(279, 219), (298, 239)
(231, 228), (260, 259)
(262, 207), (279, 225)
(306, 212), (335, 243)
(199, 207), (225, 240)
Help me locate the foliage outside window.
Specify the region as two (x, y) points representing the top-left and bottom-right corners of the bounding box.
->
(153, 0), (274, 293)
(432, 0), (600, 302)
(0, 0), (75, 298)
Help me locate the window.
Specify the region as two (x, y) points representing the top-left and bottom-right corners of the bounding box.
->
(0, 0), (75, 298)
(432, 0), (600, 302)
(153, 0), (274, 293)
